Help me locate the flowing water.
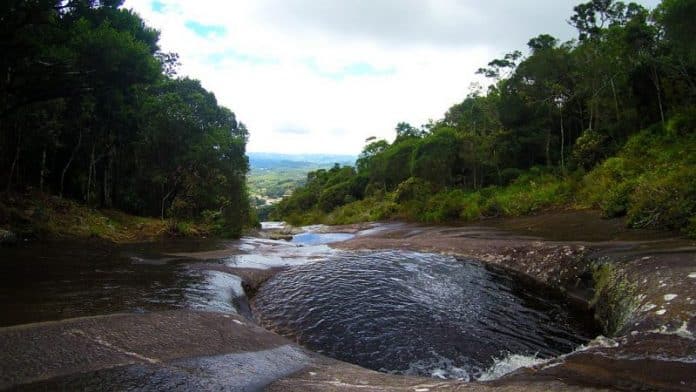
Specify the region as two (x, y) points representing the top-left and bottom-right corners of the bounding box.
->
(0, 234), (340, 326)
(254, 250), (598, 381)
(0, 226), (597, 381)
(0, 239), (243, 326)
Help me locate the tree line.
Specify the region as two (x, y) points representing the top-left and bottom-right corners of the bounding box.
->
(0, 1), (253, 236)
(273, 0), (695, 233)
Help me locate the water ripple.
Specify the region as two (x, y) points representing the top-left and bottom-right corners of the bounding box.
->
(254, 250), (597, 380)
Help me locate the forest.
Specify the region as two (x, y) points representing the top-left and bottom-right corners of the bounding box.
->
(273, 0), (696, 237)
(0, 0), (253, 237)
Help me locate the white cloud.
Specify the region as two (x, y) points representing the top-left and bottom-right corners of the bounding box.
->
(123, 0), (661, 154)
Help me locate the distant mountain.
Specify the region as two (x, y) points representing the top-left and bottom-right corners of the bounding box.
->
(248, 152), (356, 170)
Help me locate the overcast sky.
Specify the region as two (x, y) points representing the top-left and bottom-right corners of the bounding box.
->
(123, 0), (661, 154)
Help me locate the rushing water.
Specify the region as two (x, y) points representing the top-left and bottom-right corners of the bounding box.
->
(254, 250), (598, 381)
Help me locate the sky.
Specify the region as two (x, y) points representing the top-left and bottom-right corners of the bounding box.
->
(123, 0), (661, 155)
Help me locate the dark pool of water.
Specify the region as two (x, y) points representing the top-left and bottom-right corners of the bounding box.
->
(253, 251), (598, 380)
(0, 239), (242, 327)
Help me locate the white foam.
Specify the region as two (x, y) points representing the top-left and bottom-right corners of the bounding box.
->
(261, 221), (286, 230)
(401, 352), (472, 382)
(574, 335), (619, 352)
(184, 271), (244, 313)
(477, 336), (618, 381)
(226, 239), (338, 270)
(664, 294), (678, 301)
(648, 321), (695, 340)
(477, 353), (547, 381)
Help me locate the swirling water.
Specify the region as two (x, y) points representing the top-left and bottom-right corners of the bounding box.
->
(254, 250), (598, 380)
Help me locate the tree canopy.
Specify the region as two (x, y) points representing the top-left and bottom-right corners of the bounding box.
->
(273, 0), (696, 235)
(0, 0), (253, 236)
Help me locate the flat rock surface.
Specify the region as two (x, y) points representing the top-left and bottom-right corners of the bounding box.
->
(2, 211), (695, 391)
(0, 310), (608, 391)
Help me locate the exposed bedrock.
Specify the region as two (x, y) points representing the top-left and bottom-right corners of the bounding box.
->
(2, 211), (695, 390)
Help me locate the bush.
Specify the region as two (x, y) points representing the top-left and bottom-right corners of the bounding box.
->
(571, 129), (610, 170)
(482, 172), (571, 216)
(687, 217), (696, 239)
(394, 177), (432, 203)
(627, 166), (696, 231)
(499, 168), (523, 185)
(318, 181), (353, 212)
(580, 157), (637, 216)
(600, 181), (635, 218)
(421, 190), (467, 222)
(327, 198), (399, 225)
(667, 106), (696, 136)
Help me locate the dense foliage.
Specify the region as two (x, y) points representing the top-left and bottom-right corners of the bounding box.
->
(0, 1), (253, 236)
(273, 0), (696, 237)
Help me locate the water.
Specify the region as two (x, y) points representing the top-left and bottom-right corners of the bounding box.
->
(0, 228), (597, 382)
(253, 250), (598, 381)
(291, 232), (354, 245)
(0, 228), (347, 327)
(0, 239), (247, 326)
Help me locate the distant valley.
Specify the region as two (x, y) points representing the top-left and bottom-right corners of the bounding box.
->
(247, 152), (355, 214)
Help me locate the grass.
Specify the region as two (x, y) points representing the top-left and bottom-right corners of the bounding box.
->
(0, 191), (213, 243)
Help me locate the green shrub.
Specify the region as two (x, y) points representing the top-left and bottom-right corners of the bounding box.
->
(627, 166), (696, 231)
(394, 177), (433, 203)
(318, 181), (353, 212)
(460, 197), (483, 221)
(686, 216), (696, 239)
(482, 172), (571, 216)
(499, 168), (523, 185)
(327, 198), (399, 225)
(666, 106), (696, 136)
(580, 157), (637, 216)
(421, 190), (467, 222)
(571, 129), (610, 170)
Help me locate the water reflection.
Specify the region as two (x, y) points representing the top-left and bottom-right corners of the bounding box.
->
(0, 240), (242, 326)
(0, 227), (353, 326)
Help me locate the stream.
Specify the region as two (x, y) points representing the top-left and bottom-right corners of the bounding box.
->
(0, 223), (597, 381)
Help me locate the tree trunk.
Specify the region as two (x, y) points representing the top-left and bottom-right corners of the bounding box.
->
(6, 126), (22, 193)
(545, 110), (552, 167)
(560, 105), (565, 170)
(60, 129), (82, 198)
(102, 149), (113, 208)
(588, 100), (594, 131)
(86, 143), (102, 204)
(39, 144), (47, 192)
(161, 188), (174, 220)
(610, 78), (620, 123)
(651, 65), (665, 126)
